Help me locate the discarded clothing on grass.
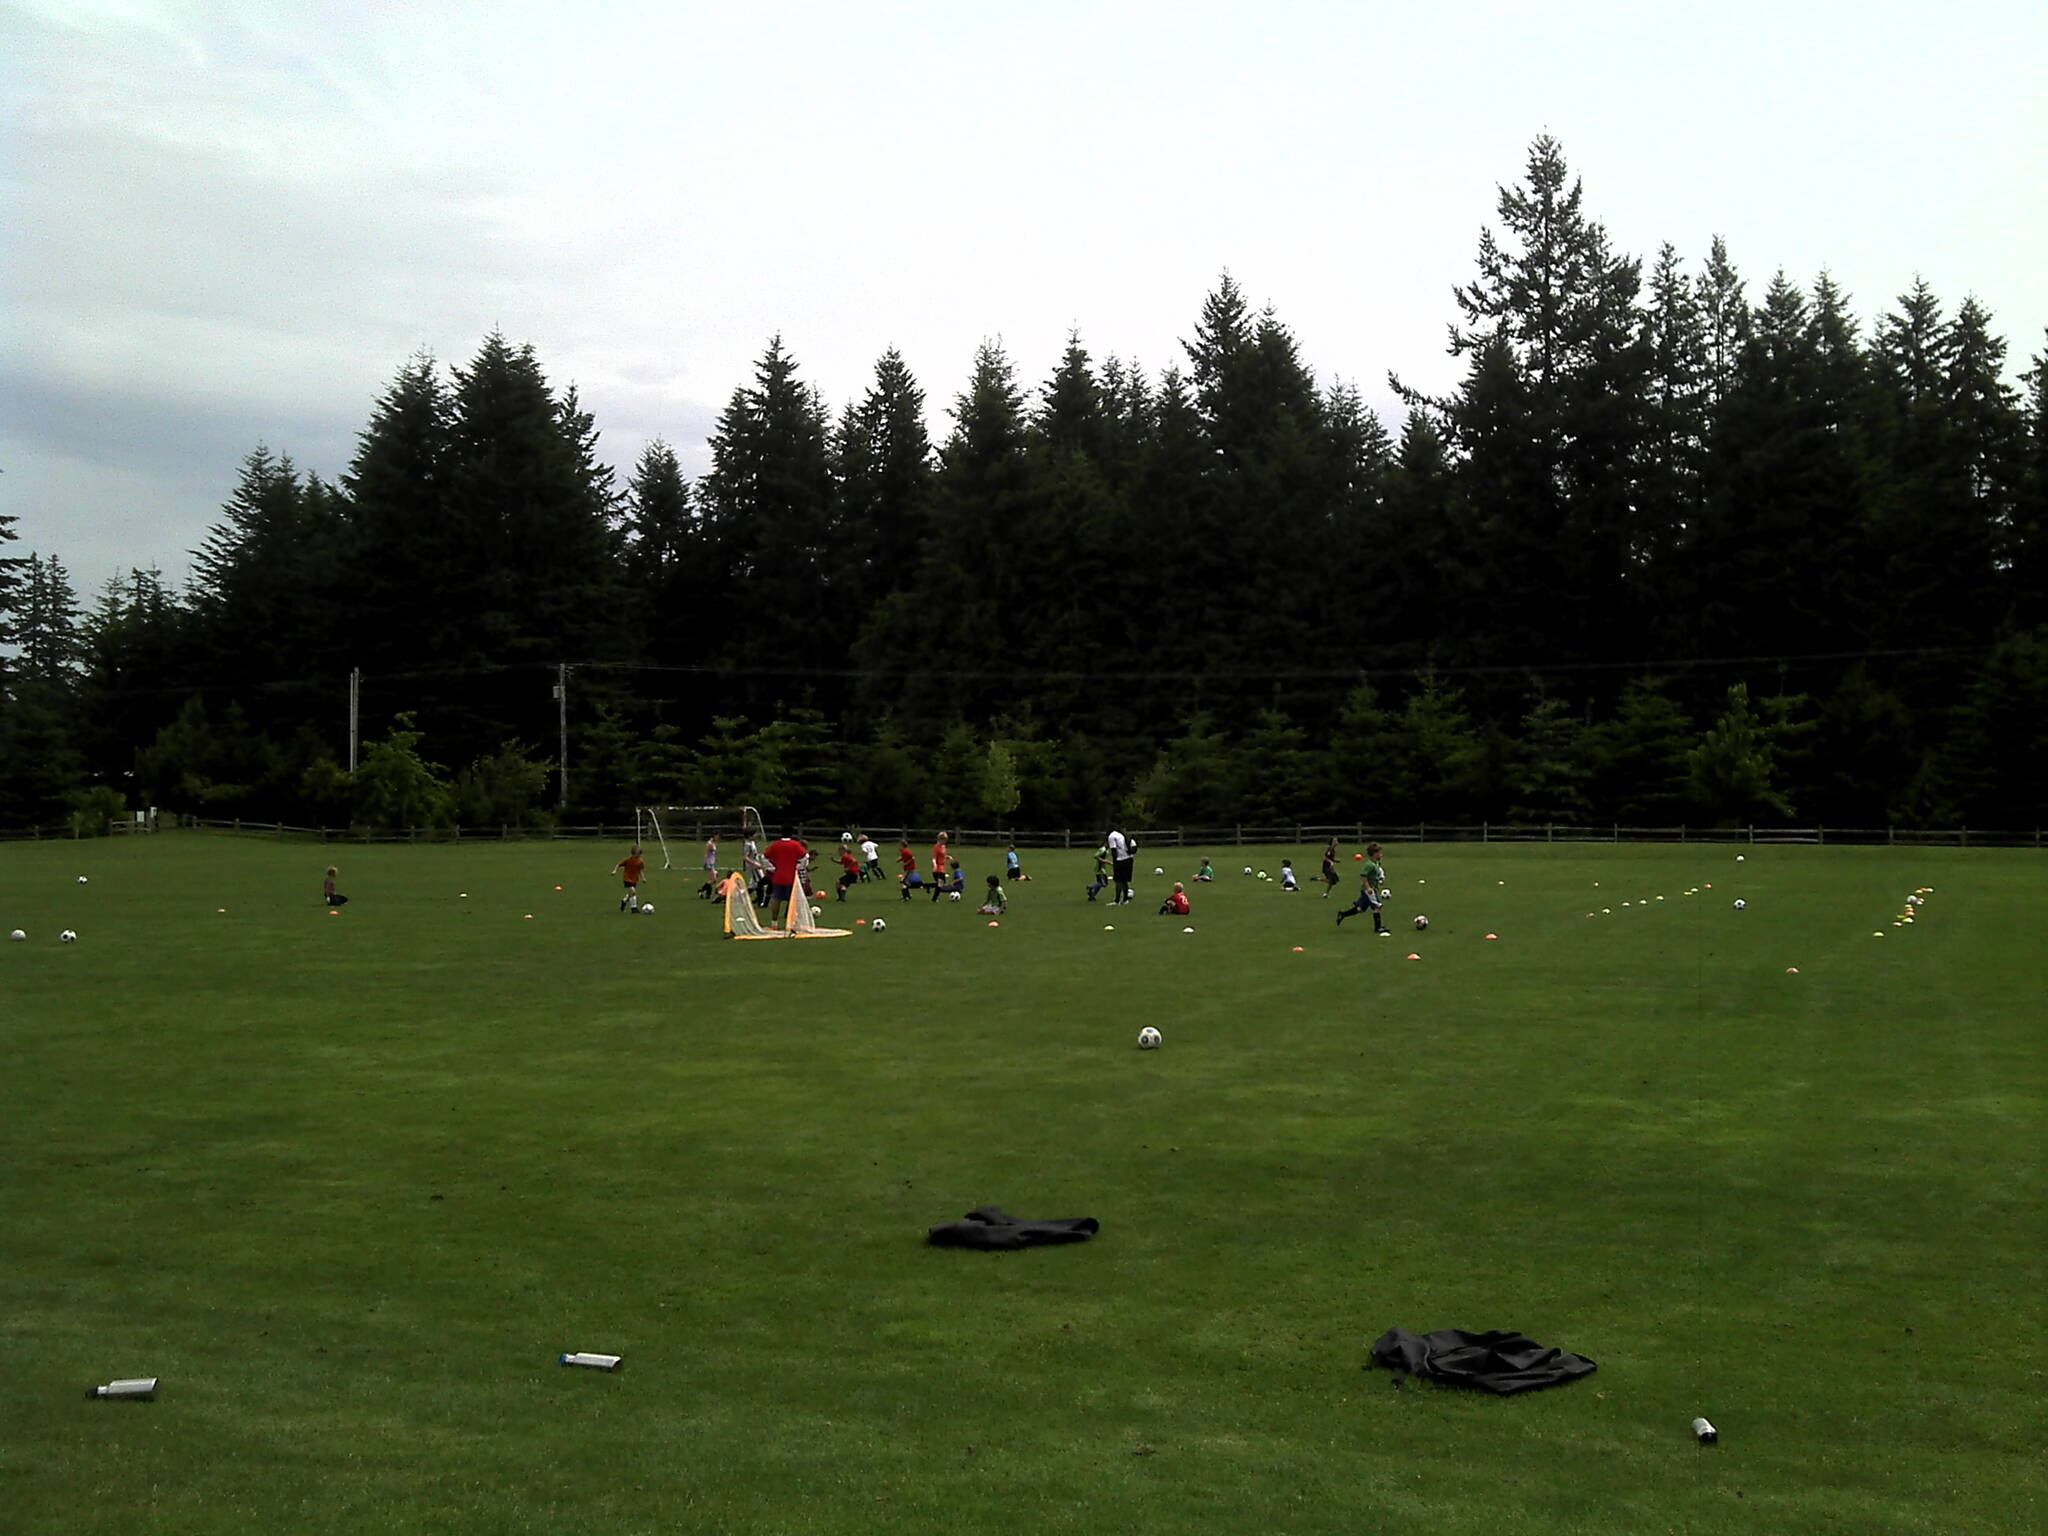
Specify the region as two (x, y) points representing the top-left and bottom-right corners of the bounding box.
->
(926, 1205), (1099, 1250)
(1369, 1327), (1596, 1395)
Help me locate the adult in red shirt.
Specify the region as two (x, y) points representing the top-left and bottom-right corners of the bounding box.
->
(764, 830), (809, 921)
(929, 832), (949, 904)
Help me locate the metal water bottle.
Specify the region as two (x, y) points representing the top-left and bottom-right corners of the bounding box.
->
(87, 1377), (159, 1400)
(1691, 1417), (1718, 1444)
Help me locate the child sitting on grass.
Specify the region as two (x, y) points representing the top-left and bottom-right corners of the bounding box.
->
(1158, 881), (1191, 916)
(978, 875), (1008, 916)
(1194, 858), (1215, 882)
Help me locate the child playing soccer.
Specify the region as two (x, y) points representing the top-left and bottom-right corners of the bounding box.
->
(1280, 860), (1298, 892)
(1086, 843), (1111, 901)
(1335, 843), (1390, 934)
(1005, 843), (1031, 881)
(611, 845), (647, 912)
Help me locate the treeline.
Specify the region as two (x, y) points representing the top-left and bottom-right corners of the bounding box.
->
(2, 136), (2044, 833)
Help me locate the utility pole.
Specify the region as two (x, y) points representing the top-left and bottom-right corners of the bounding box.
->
(348, 667), (360, 771)
(554, 663), (570, 810)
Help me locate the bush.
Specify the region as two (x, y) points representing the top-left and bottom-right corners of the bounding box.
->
(67, 786), (130, 838)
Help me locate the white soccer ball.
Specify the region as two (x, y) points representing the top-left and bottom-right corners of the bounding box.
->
(1153, 866), (1164, 877)
(8, 929), (24, 942)
(948, 890), (962, 902)
(60, 930), (77, 943)
(1137, 1026), (1162, 1050)
(77, 875), (88, 884)
(1242, 866), (1253, 876)
(1413, 914), (1429, 931)
(809, 905), (822, 919)
(1732, 899), (1746, 911)
(1258, 871), (1268, 880)
(640, 904), (654, 915)
(871, 918), (887, 932)
(841, 832), (853, 843)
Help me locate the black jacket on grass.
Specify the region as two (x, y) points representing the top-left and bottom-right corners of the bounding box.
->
(1370, 1327), (1597, 1394)
(926, 1206), (1099, 1250)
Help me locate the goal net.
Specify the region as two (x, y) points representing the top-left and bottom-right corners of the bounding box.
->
(721, 853), (851, 940)
(639, 805), (767, 875)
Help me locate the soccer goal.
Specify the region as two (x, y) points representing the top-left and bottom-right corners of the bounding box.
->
(639, 805), (766, 874)
(723, 869), (852, 940)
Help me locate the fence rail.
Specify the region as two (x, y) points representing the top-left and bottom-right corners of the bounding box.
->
(5, 816), (2032, 850)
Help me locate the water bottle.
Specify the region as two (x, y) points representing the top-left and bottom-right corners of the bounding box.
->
(558, 1352), (622, 1371)
(1691, 1417), (1718, 1444)
(87, 1378), (158, 1400)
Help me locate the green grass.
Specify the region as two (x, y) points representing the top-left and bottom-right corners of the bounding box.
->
(2, 834), (2041, 1534)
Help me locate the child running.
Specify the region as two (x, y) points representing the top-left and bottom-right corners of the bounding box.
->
(1086, 842), (1111, 902)
(611, 845), (647, 912)
(834, 843), (862, 900)
(1335, 843), (1390, 934)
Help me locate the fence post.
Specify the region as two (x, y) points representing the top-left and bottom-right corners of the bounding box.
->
(1961, 825), (1968, 848)
(1818, 825), (1824, 846)
(1483, 822), (1489, 844)
(1419, 823), (1426, 844)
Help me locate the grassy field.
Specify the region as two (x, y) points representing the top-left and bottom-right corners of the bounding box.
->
(2, 832), (2040, 1534)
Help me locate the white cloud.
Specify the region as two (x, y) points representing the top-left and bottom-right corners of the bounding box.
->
(4, 0), (2043, 595)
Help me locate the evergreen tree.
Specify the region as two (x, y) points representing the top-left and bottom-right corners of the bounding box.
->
(2015, 333), (2048, 627)
(1641, 243), (1710, 634)
(340, 353), (453, 673)
(1587, 676), (1694, 824)
(1865, 283), (2011, 651)
(1696, 235), (1750, 407)
(0, 497), (27, 668)
(620, 439), (699, 662)
(1696, 272), (1859, 657)
(16, 554), (84, 690)
(700, 335), (836, 625)
(1425, 135), (1656, 666)
(444, 334), (626, 666)
(189, 446), (350, 707)
(1509, 693), (1595, 823)
(1688, 682), (1793, 824)
(835, 347), (933, 605)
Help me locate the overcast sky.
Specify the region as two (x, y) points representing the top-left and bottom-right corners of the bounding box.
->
(4, 0), (2043, 597)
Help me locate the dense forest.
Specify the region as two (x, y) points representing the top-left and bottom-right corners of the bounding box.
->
(3, 137), (2044, 835)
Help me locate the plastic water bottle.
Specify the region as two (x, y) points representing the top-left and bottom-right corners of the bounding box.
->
(1691, 1417), (1718, 1444)
(558, 1352), (622, 1371)
(87, 1377), (158, 1400)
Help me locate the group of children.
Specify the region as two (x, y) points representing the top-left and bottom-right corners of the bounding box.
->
(595, 830), (1391, 936)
